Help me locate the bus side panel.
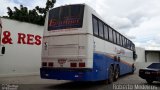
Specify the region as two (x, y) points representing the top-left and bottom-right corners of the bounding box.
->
(92, 53), (113, 81)
(92, 52), (134, 80)
(93, 36), (134, 79)
(85, 34), (93, 68)
(119, 63), (133, 75)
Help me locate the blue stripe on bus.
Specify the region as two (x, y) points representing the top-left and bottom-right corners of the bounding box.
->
(40, 52), (133, 81)
(93, 52), (133, 76)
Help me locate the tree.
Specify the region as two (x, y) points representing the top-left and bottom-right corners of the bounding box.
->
(5, 0), (56, 26)
(7, 7), (13, 19)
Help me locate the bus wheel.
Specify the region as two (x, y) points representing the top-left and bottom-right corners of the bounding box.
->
(108, 66), (114, 84)
(114, 66), (119, 81)
(131, 64), (135, 74)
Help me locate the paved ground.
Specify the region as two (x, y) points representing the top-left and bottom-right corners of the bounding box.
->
(0, 72), (159, 90)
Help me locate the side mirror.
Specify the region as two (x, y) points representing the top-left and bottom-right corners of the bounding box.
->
(2, 46), (5, 54)
(133, 53), (137, 60)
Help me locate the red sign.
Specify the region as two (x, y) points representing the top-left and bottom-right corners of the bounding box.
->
(1, 31), (42, 45)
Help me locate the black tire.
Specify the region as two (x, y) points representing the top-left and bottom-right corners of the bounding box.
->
(146, 80), (153, 84)
(131, 68), (134, 74)
(108, 66), (114, 84)
(131, 64), (135, 74)
(102, 79), (108, 85)
(114, 66), (120, 81)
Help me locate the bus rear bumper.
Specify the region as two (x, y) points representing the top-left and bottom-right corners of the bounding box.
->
(40, 67), (103, 81)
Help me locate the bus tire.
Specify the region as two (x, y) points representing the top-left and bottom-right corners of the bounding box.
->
(114, 65), (120, 81)
(131, 64), (135, 74)
(108, 66), (114, 84)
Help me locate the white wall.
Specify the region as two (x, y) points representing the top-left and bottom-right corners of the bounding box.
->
(146, 52), (160, 62)
(135, 47), (145, 62)
(0, 18), (44, 77)
(134, 47), (146, 73)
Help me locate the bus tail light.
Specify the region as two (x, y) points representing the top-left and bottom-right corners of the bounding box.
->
(42, 62), (47, 67)
(70, 63), (77, 67)
(79, 63), (85, 67)
(48, 62), (54, 67)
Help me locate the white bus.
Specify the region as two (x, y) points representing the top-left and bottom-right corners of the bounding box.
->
(40, 4), (137, 83)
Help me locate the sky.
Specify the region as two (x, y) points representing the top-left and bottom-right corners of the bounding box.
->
(0, 0), (160, 50)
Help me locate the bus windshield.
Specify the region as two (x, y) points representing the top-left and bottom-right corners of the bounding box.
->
(48, 4), (84, 31)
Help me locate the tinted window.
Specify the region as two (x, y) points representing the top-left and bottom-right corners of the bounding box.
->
(104, 25), (109, 40)
(113, 30), (117, 43)
(48, 5), (84, 31)
(133, 44), (135, 50)
(126, 40), (131, 49)
(128, 41), (131, 49)
(120, 35), (123, 46)
(126, 40), (129, 48)
(93, 17), (98, 35)
(117, 33), (120, 45)
(147, 63), (160, 69)
(98, 21), (104, 37)
(109, 28), (113, 42)
(123, 38), (126, 47)
(131, 43), (134, 50)
(131, 42), (133, 50)
(122, 37), (124, 47)
(119, 35), (122, 46)
(92, 15), (134, 50)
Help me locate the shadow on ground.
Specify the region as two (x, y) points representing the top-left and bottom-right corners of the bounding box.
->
(45, 81), (112, 90)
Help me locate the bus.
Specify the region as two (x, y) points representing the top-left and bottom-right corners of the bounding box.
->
(40, 4), (137, 83)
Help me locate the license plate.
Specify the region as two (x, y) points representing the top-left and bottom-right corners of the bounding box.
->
(145, 72), (150, 74)
(58, 59), (67, 64)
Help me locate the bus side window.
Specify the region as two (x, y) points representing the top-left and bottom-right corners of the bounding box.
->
(122, 36), (124, 47)
(126, 40), (128, 48)
(98, 20), (104, 38)
(123, 38), (126, 48)
(117, 33), (121, 45)
(119, 34), (123, 46)
(126, 39), (129, 48)
(108, 27), (113, 42)
(127, 40), (131, 49)
(129, 41), (132, 50)
(125, 39), (128, 48)
(113, 30), (117, 44)
(120, 35), (123, 47)
(104, 25), (109, 40)
(93, 17), (99, 36)
(131, 43), (134, 50)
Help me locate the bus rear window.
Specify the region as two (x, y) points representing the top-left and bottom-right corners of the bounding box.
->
(48, 4), (84, 31)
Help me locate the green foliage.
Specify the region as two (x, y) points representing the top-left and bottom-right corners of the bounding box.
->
(6, 0), (56, 26)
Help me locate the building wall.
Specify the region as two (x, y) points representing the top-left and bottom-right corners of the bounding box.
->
(134, 47), (160, 73)
(146, 52), (160, 62)
(135, 47), (145, 62)
(134, 47), (146, 73)
(0, 18), (44, 77)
